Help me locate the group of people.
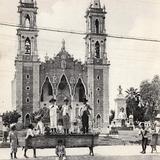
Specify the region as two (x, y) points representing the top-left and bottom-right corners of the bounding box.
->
(139, 119), (160, 154)
(6, 97), (92, 159)
(48, 97), (92, 134)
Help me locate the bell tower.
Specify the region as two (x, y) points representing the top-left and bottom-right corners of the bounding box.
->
(85, 0), (110, 127)
(15, 0), (40, 124)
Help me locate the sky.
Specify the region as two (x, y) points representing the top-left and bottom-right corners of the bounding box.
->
(0, 0), (160, 113)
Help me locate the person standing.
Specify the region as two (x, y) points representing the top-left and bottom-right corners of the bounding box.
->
(9, 124), (19, 159)
(36, 116), (45, 135)
(62, 98), (72, 134)
(150, 123), (158, 153)
(49, 98), (58, 134)
(80, 98), (92, 134)
(139, 123), (149, 154)
(24, 124), (36, 158)
(2, 123), (9, 143)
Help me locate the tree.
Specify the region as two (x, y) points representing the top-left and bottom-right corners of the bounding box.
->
(125, 87), (140, 121)
(2, 110), (21, 126)
(140, 75), (160, 121)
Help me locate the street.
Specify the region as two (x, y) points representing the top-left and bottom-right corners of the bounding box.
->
(0, 145), (159, 160)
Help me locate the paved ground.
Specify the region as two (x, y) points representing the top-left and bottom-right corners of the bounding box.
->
(0, 145), (160, 160)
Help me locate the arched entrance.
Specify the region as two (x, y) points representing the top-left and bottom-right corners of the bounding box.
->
(24, 113), (31, 127)
(41, 77), (53, 102)
(74, 79), (86, 102)
(57, 75), (71, 106)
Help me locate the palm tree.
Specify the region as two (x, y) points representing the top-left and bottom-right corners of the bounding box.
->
(125, 87), (140, 120)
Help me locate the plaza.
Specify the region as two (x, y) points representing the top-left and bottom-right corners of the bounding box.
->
(0, 145), (160, 160)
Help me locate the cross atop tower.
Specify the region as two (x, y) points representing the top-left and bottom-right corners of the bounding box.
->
(61, 39), (66, 51)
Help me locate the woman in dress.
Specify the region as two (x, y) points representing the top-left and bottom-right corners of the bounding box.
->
(62, 98), (72, 134)
(49, 98), (59, 134)
(9, 124), (19, 159)
(150, 123), (158, 153)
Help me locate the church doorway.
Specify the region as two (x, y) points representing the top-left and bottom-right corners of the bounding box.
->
(24, 113), (31, 127)
(57, 75), (71, 106)
(41, 77), (53, 102)
(75, 79), (86, 102)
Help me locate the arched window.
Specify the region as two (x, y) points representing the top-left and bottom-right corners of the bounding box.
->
(25, 37), (31, 54)
(95, 19), (99, 34)
(41, 77), (53, 102)
(25, 14), (30, 28)
(26, 97), (30, 103)
(75, 79), (86, 102)
(97, 114), (101, 128)
(95, 41), (100, 58)
(25, 113), (31, 127)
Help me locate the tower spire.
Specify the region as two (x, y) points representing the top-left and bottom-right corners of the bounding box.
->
(91, 0), (101, 8)
(61, 39), (66, 51)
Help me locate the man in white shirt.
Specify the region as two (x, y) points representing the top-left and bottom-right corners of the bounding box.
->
(80, 98), (92, 134)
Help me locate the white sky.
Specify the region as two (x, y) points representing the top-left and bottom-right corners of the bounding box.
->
(0, 0), (160, 113)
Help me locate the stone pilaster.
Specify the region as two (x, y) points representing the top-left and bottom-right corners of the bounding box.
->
(15, 61), (23, 122)
(33, 62), (40, 112)
(103, 65), (110, 127)
(87, 64), (95, 120)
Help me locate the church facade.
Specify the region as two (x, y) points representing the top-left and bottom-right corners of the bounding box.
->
(12, 0), (110, 128)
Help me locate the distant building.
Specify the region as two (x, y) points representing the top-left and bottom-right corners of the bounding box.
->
(12, 0), (110, 127)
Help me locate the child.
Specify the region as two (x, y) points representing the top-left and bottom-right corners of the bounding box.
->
(72, 120), (80, 134)
(24, 124), (36, 158)
(55, 140), (66, 160)
(139, 123), (148, 154)
(44, 123), (51, 136)
(57, 119), (64, 134)
(36, 117), (45, 135)
(9, 124), (19, 159)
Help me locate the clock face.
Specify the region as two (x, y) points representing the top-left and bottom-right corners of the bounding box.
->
(61, 54), (66, 59)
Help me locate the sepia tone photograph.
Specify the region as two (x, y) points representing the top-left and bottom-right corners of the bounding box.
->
(0, 0), (160, 159)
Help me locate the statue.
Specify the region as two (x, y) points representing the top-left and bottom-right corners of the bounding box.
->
(118, 107), (127, 127)
(118, 85), (122, 95)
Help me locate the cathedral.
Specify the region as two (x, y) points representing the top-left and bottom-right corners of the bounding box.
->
(12, 0), (110, 128)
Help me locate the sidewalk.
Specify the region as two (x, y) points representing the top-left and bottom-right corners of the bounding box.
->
(0, 145), (159, 160)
